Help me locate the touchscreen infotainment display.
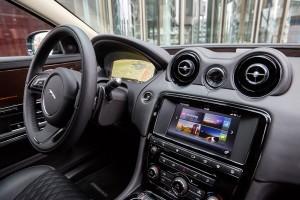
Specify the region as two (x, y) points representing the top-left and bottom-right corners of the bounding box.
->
(167, 105), (240, 155)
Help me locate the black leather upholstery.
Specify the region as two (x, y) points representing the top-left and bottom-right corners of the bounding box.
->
(0, 166), (86, 200)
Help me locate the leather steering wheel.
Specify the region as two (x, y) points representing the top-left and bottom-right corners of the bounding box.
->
(23, 25), (97, 152)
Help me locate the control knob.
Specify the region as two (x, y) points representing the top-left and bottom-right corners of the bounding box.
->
(150, 146), (159, 155)
(207, 195), (220, 200)
(148, 165), (159, 180)
(171, 177), (188, 196)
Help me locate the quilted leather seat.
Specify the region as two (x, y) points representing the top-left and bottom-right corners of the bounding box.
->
(0, 165), (87, 200)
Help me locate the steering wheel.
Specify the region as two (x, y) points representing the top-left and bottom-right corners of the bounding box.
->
(23, 25), (97, 152)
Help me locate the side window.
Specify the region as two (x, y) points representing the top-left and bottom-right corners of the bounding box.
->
(0, 1), (53, 57)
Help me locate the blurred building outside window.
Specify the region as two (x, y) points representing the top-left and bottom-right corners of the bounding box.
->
(54, 0), (300, 46)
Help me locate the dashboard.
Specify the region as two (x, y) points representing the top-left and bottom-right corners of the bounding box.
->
(92, 35), (300, 200)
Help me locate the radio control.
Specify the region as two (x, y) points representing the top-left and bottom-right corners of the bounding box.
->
(171, 177), (189, 196)
(148, 165), (159, 180)
(158, 155), (216, 186)
(151, 136), (243, 187)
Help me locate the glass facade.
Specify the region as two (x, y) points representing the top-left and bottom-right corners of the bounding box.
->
(257, 0), (285, 43)
(57, 0), (300, 45)
(285, 0), (300, 43)
(222, 0), (256, 43)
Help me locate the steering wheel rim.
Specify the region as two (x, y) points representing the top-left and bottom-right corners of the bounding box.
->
(23, 25), (97, 152)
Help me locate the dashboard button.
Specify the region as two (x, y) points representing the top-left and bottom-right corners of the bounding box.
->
(223, 165), (243, 178)
(173, 147), (183, 154)
(180, 148), (191, 157)
(189, 153), (197, 160)
(160, 157), (177, 169)
(196, 155), (212, 167)
(178, 164), (190, 174)
(163, 142), (173, 151)
(181, 151), (198, 161)
(159, 156), (168, 165)
(189, 185), (205, 198)
(150, 136), (158, 145)
(161, 170), (174, 180)
(187, 192), (203, 200)
(165, 143), (179, 154)
(184, 168), (215, 186)
(160, 176), (171, 186)
(199, 175), (216, 186)
(155, 139), (165, 148)
(211, 160), (224, 171)
(187, 169), (202, 180)
(150, 145), (159, 155)
(169, 161), (177, 168)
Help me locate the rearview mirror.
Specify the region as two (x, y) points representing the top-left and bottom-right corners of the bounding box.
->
(26, 30), (49, 55)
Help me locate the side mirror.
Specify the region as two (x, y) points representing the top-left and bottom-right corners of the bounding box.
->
(26, 30), (50, 55)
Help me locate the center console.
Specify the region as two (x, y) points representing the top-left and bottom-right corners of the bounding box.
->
(128, 94), (270, 200)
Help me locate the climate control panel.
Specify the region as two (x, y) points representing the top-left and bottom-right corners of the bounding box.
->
(146, 135), (245, 200)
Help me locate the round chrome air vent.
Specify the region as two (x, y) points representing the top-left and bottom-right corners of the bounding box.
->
(245, 63), (269, 85)
(234, 54), (282, 98)
(205, 66), (226, 88)
(170, 51), (200, 85)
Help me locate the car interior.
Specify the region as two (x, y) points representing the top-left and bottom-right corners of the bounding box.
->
(0, 0), (299, 200)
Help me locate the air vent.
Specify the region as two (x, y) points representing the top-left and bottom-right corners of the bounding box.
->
(170, 51), (200, 85)
(205, 66), (226, 88)
(234, 54), (282, 98)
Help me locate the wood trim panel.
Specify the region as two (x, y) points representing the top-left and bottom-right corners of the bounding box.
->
(0, 61), (80, 108)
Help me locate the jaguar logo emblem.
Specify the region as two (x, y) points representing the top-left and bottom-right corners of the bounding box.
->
(48, 89), (56, 100)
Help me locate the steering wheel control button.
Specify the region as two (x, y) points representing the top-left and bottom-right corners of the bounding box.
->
(32, 77), (46, 89)
(30, 74), (49, 91)
(178, 60), (195, 78)
(171, 177), (189, 196)
(148, 165), (160, 180)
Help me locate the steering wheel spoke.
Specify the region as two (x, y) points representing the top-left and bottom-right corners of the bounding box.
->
(28, 73), (50, 94)
(33, 122), (62, 144)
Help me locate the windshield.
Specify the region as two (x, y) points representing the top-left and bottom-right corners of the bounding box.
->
(57, 0), (300, 45)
